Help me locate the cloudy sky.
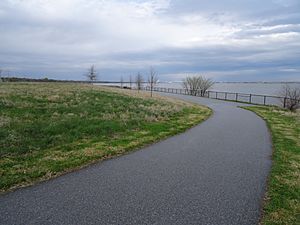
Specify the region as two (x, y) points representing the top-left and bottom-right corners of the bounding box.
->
(0, 0), (300, 81)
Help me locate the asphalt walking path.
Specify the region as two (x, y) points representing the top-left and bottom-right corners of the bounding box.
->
(0, 93), (272, 225)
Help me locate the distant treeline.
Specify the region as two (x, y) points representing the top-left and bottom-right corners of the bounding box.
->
(0, 77), (148, 84)
(1, 76), (298, 84)
(0, 77), (90, 83)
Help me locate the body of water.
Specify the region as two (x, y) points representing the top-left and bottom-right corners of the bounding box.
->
(97, 82), (300, 97)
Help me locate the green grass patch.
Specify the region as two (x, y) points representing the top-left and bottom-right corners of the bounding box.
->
(0, 82), (211, 192)
(244, 106), (299, 225)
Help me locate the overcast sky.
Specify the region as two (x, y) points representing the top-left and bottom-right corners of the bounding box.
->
(0, 0), (300, 81)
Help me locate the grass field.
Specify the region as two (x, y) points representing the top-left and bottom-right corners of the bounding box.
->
(0, 82), (211, 192)
(244, 106), (299, 225)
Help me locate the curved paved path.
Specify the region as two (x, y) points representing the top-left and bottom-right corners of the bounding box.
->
(0, 94), (272, 225)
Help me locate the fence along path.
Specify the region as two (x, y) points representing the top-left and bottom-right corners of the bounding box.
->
(142, 86), (293, 108)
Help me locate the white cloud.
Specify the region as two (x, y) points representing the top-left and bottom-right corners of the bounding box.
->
(0, 0), (239, 52)
(0, 0), (299, 81)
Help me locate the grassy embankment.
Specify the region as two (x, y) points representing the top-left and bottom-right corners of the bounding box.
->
(244, 106), (299, 225)
(0, 83), (211, 192)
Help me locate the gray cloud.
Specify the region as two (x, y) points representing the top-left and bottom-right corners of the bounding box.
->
(0, 0), (299, 81)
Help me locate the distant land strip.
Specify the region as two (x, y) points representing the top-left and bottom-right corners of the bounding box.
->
(0, 77), (299, 84)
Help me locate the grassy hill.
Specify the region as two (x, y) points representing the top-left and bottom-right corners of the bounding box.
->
(244, 106), (299, 225)
(0, 83), (211, 192)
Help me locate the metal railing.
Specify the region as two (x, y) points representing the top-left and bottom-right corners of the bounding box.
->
(141, 86), (296, 108)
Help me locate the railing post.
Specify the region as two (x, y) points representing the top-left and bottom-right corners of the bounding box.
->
(283, 97), (287, 108)
(208, 91), (210, 98)
(216, 92), (218, 99)
(236, 93), (238, 102)
(225, 92), (227, 100)
(249, 94), (252, 103)
(264, 96), (266, 105)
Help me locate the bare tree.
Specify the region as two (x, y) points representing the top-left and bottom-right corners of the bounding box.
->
(280, 84), (300, 111)
(86, 65), (97, 82)
(135, 72), (143, 92)
(182, 75), (214, 96)
(129, 75), (132, 89)
(120, 76), (124, 88)
(148, 67), (159, 97)
(199, 76), (214, 95)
